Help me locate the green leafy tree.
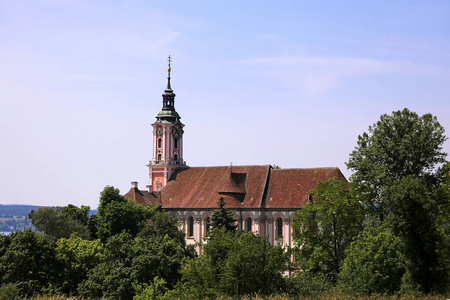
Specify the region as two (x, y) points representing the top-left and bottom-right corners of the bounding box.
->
(137, 211), (186, 248)
(56, 234), (103, 295)
(0, 229), (62, 296)
(133, 276), (172, 300)
(177, 228), (290, 298)
(292, 177), (364, 280)
(78, 232), (186, 299)
(61, 204), (91, 226)
(347, 108), (447, 218)
(346, 108), (448, 293)
(285, 271), (334, 297)
(338, 225), (406, 295)
(210, 197), (237, 232)
(96, 186), (157, 242)
(435, 162), (450, 288)
(28, 206), (91, 240)
(383, 175), (446, 293)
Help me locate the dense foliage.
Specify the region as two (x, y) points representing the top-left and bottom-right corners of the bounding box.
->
(344, 108), (448, 294)
(0, 229), (62, 297)
(290, 108), (449, 296)
(172, 228), (290, 299)
(293, 178), (364, 280)
(338, 224), (406, 295)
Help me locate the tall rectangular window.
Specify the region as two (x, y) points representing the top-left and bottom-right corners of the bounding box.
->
(187, 216), (194, 237)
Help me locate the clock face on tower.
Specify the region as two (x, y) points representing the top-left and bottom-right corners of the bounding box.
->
(172, 122), (183, 139)
(156, 127), (163, 136)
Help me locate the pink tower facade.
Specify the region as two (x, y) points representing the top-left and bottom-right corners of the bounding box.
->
(147, 56), (185, 192)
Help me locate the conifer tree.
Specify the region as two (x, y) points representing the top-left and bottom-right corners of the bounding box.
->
(210, 197), (237, 232)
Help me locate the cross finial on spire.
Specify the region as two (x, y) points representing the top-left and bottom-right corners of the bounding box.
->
(167, 55), (172, 77)
(166, 55), (172, 90)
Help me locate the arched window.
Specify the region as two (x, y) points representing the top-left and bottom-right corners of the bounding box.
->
(157, 137), (162, 149)
(204, 217), (211, 234)
(157, 152), (162, 161)
(246, 217), (253, 232)
(174, 153), (178, 162)
(174, 138), (178, 149)
(276, 217), (283, 239)
(187, 216), (194, 237)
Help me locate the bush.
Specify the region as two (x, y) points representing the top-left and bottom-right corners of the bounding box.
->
(285, 271), (334, 297)
(338, 226), (406, 295)
(179, 228), (290, 298)
(0, 283), (21, 300)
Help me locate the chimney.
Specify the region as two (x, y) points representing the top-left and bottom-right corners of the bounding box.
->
(131, 181), (138, 189)
(146, 185), (152, 192)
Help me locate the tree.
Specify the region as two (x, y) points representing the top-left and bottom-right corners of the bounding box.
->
(28, 206), (91, 240)
(346, 108), (448, 293)
(338, 225), (406, 295)
(0, 229), (62, 297)
(435, 162), (450, 287)
(292, 177), (364, 280)
(78, 232), (186, 299)
(137, 211), (190, 252)
(210, 197), (237, 232)
(176, 228), (290, 298)
(383, 175), (446, 293)
(346, 108), (447, 217)
(56, 234), (103, 295)
(95, 186), (157, 242)
(61, 204), (91, 226)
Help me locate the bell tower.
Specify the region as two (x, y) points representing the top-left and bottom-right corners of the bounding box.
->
(147, 56), (186, 192)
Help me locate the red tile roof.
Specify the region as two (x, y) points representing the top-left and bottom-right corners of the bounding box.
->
(124, 187), (161, 206)
(161, 165), (270, 209)
(264, 167), (345, 208)
(157, 165), (345, 210)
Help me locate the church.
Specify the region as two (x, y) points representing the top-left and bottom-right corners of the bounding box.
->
(124, 57), (345, 252)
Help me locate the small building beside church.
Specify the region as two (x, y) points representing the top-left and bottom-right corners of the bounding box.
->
(124, 57), (345, 252)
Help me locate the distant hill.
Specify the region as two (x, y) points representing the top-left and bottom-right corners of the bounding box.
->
(0, 205), (97, 218)
(0, 204), (42, 218)
(0, 205), (97, 233)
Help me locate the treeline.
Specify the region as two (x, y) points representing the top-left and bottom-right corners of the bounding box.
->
(0, 108), (449, 299)
(0, 205), (41, 218)
(0, 189), (290, 299)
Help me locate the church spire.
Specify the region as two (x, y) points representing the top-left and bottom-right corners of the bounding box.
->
(156, 55), (180, 122)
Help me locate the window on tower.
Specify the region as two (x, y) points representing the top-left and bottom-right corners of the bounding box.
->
(174, 153), (178, 162)
(157, 138), (162, 149)
(157, 152), (162, 162)
(156, 179), (161, 192)
(174, 138), (178, 149)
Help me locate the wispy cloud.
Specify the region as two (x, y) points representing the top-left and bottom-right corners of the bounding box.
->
(244, 56), (450, 95)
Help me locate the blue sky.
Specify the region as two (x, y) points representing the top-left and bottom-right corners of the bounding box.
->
(1, 0), (449, 208)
